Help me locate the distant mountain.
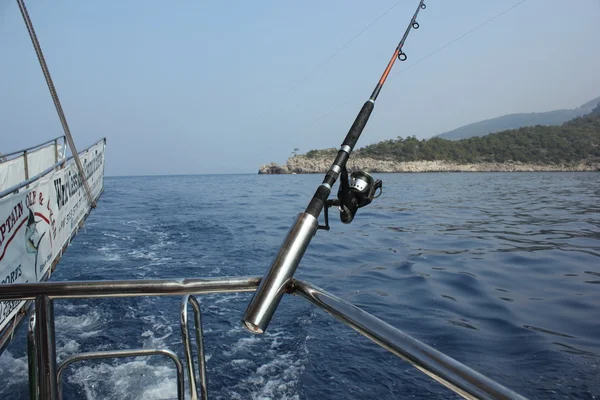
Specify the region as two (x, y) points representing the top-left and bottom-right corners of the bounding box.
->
(356, 101), (600, 164)
(436, 96), (600, 140)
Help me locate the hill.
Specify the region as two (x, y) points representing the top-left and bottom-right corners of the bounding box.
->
(259, 103), (600, 174)
(359, 102), (600, 164)
(436, 95), (600, 140)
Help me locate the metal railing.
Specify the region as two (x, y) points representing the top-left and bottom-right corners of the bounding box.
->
(0, 136), (67, 196)
(0, 137), (105, 200)
(0, 136), (65, 161)
(0, 276), (526, 400)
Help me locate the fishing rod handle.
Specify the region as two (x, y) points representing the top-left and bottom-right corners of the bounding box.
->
(305, 100), (375, 219)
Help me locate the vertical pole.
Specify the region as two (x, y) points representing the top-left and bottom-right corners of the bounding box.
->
(54, 139), (59, 164)
(24, 150), (30, 180)
(27, 314), (39, 400)
(190, 297), (208, 400)
(181, 296), (209, 400)
(35, 295), (58, 400)
(24, 149), (30, 190)
(180, 296), (198, 400)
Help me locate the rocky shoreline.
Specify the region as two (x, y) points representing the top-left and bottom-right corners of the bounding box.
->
(258, 156), (600, 174)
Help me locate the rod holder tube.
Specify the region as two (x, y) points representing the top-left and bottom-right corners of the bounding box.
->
(242, 213), (318, 333)
(35, 295), (58, 400)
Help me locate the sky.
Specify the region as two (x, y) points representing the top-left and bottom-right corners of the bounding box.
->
(1, 0), (599, 176)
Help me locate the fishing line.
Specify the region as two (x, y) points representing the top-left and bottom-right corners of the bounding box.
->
(250, 0), (407, 127)
(295, 0), (527, 137)
(398, 0), (526, 74)
(298, 99), (355, 133)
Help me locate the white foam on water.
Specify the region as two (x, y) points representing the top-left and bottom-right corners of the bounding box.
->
(140, 327), (173, 349)
(226, 351), (305, 400)
(58, 313), (180, 400)
(128, 249), (172, 265)
(140, 378), (178, 400)
(223, 336), (263, 357)
(231, 358), (254, 367)
(0, 351), (28, 387)
(213, 293), (243, 304)
(55, 309), (104, 338)
(67, 359), (178, 400)
(54, 309), (104, 363)
(57, 339), (81, 362)
(102, 232), (134, 242)
(129, 249), (157, 260)
(220, 323), (310, 400)
(80, 330), (103, 338)
(206, 304), (229, 316)
(98, 242), (123, 261)
(100, 221), (173, 265)
(139, 314), (175, 351)
(125, 305), (138, 319)
(59, 303), (88, 312)
(150, 240), (173, 251)
(104, 253), (123, 261)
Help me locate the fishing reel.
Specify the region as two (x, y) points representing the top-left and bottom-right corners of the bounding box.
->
(319, 168), (382, 230)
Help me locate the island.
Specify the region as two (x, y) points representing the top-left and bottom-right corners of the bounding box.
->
(260, 103), (600, 174)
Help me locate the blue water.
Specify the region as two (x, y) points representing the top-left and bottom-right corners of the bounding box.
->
(1, 172), (599, 399)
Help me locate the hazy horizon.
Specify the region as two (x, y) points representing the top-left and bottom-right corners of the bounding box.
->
(2, 0), (599, 176)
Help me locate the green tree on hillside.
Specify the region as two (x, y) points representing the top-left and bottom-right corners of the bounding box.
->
(353, 105), (600, 164)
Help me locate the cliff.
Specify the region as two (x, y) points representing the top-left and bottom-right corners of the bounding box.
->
(258, 156), (600, 174)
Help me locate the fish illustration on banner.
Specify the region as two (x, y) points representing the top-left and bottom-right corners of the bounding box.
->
(0, 188), (53, 324)
(25, 207), (47, 282)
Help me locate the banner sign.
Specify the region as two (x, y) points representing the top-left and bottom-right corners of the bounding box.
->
(0, 139), (105, 332)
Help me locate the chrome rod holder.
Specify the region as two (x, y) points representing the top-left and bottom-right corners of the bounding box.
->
(242, 212), (318, 334)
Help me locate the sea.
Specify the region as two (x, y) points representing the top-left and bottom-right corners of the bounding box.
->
(0, 172), (599, 399)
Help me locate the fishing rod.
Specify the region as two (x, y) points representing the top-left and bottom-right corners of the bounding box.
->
(243, 0), (427, 334)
